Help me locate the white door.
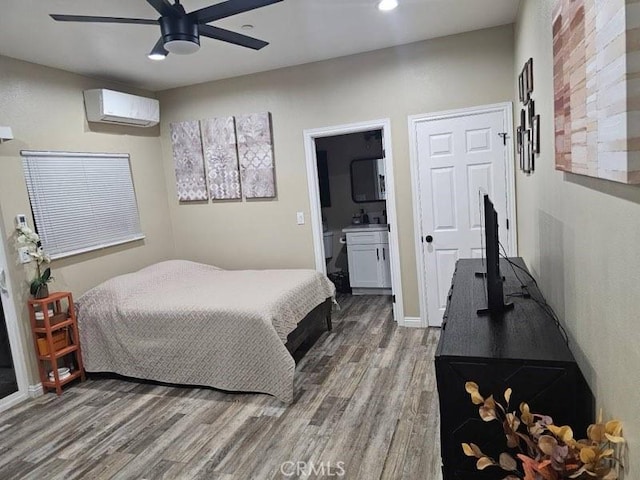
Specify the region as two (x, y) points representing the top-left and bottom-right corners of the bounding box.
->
(415, 107), (515, 326)
(347, 244), (382, 288)
(0, 231), (28, 412)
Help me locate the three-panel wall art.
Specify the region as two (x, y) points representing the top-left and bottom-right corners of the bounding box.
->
(170, 112), (276, 201)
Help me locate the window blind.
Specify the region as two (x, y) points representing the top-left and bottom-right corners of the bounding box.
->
(21, 151), (144, 260)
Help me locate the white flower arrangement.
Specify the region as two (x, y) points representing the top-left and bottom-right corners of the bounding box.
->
(16, 225), (53, 297)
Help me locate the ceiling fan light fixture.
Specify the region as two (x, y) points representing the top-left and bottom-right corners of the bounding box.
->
(160, 15), (200, 55)
(50, 0), (281, 58)
(164, 39), (200, 55)
(377, 0), (398, 11)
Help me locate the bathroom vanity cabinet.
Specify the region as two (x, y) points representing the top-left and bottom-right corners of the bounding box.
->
(343, 225), (392, 295)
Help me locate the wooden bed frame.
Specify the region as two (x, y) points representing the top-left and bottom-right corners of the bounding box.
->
(285, 297), (332, 361)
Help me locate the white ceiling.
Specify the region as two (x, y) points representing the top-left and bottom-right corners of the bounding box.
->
(0, 0), (520, 91)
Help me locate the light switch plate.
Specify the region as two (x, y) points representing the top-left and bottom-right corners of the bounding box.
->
(15, 214), (27, 228)
(296, 212), (305, 225)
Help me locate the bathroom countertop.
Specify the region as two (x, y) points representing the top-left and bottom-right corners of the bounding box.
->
(342, 224), (388, 233)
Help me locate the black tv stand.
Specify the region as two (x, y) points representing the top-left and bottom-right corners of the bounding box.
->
(473, 271), (506, 280)
(476, 301), (514, 316)
(473, 269), (514, 315)
(435, 258), (593, 480)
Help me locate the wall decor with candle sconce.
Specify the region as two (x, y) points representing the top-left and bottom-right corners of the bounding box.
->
(517, 58), (539, 175)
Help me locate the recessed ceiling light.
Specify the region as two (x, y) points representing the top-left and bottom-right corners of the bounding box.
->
(241, 24), (254, 30)
(378, 0), (398, 11)
(148, 53), (166, 61)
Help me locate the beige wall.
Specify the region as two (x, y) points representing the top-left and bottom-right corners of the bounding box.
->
(158, 25), (515, 318)
(515, 1), (639, 474)
(0, 55), (175, 383)
(316, 132), (386, 273)
(0, 24), (516, 386)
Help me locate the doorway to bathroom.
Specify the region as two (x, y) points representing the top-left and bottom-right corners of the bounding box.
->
(303, 119), (405, 325)
(316, 130), (389, 290)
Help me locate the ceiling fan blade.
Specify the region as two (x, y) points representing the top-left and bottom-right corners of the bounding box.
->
(190, 0), (283, 24)
(199, 24), (268, 50)
(50, 14), (157, 25)
(149, 38), (169, 58)
(146, 0), (180, 17)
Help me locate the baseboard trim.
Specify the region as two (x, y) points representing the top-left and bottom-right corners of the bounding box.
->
(0, 391), (29, 413)
(403, 317), (424, 328)
(351, 288), (393, 296)
(28, 383), (44, 398)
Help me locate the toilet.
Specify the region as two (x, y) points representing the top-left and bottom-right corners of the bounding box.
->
(323, 231), (334, 259)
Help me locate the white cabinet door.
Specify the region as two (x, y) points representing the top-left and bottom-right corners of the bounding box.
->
(347, 244), (382, 288)
(379, 244), (392, 288)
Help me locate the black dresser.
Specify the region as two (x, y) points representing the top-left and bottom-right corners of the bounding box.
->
(435, 258), (593, 480)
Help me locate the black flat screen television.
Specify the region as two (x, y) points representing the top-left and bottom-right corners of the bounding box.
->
(476, 194), (513, 316)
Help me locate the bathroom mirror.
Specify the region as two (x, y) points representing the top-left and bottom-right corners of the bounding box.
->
(350, 158), (386, 203)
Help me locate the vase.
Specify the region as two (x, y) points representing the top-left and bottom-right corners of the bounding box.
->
(34, 284), (49, 300)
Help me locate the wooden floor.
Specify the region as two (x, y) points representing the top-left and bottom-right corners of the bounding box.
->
(0, 294), (441, 480)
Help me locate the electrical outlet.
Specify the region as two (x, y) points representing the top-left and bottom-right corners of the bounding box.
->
(296, 212), (305, 225)
(18, 247), (31, 264)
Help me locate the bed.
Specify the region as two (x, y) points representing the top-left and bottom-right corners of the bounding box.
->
(75, 260), (335, 403)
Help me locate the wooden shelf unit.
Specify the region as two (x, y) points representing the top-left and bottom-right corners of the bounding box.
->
(28, 291), (85, 395)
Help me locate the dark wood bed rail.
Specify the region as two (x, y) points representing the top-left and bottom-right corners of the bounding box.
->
(286, 297), (332, 362)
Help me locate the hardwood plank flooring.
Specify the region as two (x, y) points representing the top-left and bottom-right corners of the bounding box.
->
(0, 294), (442, 479)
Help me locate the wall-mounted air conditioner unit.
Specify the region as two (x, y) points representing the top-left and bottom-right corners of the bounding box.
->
(83, 89), (160, 128)
(0, 126), (14, 143)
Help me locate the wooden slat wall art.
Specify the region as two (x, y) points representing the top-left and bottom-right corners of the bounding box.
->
(235, 112), (276, 198)
(553, 0), (640, 184)
(201, 117), (242, 200)
(169, 121), (209, 201)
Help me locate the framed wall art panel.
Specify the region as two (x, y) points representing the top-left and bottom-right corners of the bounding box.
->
(170, 121), (208, 202)
(235, 112), (276, 199)
(201, 116), (242, 200)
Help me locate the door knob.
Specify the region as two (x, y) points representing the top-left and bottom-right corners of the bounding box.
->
(425, 235), (434, 244)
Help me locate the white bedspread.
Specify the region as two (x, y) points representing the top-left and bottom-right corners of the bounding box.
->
(75, 260), (335, 403)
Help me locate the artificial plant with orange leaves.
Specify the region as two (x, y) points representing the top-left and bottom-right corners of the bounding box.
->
(461, 382), (625, 480)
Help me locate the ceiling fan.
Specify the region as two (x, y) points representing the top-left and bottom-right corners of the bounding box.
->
(50, 0), (283, 60)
